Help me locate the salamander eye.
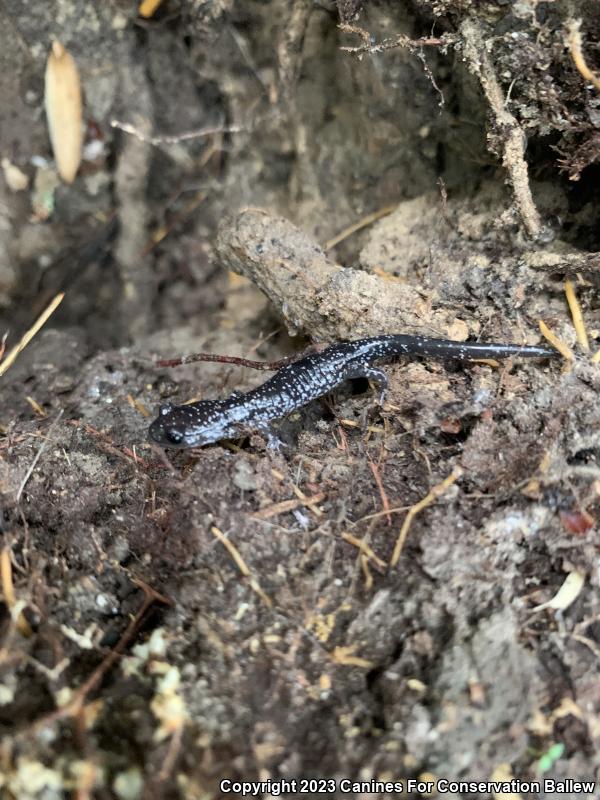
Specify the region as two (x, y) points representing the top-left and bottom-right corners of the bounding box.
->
(165, 428), (184, 445)
(159, 403), (174, 416)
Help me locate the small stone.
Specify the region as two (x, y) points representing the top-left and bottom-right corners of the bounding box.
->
(232, 460), (257, 491)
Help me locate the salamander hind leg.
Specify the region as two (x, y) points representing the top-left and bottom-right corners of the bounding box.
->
(343, 363), (389, 406)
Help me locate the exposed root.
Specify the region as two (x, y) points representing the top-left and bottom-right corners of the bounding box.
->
(216, 209), (472, 340)
(339, 23), (453, 57)
(390, 465), (462, 567)
(524, 248), (600, 273)
(566, 19), (600, 93)
(339, 23), (453, 107)
(461, 19), (542, 238)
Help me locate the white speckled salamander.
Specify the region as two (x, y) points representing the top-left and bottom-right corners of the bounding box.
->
(148, 334), (557, 449)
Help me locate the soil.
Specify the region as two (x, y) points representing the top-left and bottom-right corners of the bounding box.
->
(0, 1), (599, 799)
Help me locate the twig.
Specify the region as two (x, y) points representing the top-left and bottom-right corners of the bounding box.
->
(110, 119), (244, 146)
(290, 485), (324, 517)
(341, 532), (386, 569)
(16, 410), (64, 503)
(0, 545), (32, 637)
(360, 555), (373, 591)
(338, 418), (386, 434)
(157, 722), (184, 782)
(565, 280), (590, 351)
(25, 396), (46, 417)
(324, 204), (397, 251)
(567, 632), (600, 662)
(32, 579), (171, 731)
(0, 293), (64, 377)
(278, 0), (312, 90)
(210, 526), (271, 607)
(69, 421), (158, 470)
(538, 320), (574, 361)
(127, 394), (151, 418)
(566, 19), (600, 92)
(390, 465), (462, 567)
(0, 548), (16, 607)
(368, 457), (392, 525)
(352, 503), (412, 524)
(252, 492), (326, 520)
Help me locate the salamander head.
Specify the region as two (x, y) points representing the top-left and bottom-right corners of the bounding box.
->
(148, 401), (238, 449)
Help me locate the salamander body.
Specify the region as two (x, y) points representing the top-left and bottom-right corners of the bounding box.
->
(148, 334), (557, 449)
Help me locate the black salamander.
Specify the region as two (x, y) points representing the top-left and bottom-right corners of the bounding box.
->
(148, 334), (557, 450)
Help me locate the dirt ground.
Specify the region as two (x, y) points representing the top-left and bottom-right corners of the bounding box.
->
(0, 1), (599, 798)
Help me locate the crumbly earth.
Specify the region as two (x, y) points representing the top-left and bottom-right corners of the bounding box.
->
(0, 1), (599, 799)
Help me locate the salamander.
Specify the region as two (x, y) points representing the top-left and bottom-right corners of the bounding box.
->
(148, 334), (557, 449)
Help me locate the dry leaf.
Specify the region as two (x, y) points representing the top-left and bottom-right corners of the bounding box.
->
(45, 41), (82, 184)
(559, 508), (595, 535)
(139, 0), (164, 18)
(533, 571), (585, 612)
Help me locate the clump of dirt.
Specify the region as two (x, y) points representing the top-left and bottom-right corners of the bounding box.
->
(0, 0), (599, 797)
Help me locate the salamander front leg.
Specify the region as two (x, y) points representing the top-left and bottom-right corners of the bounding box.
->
(256, 421), (285, 452)
(343, 364), (389, 406)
